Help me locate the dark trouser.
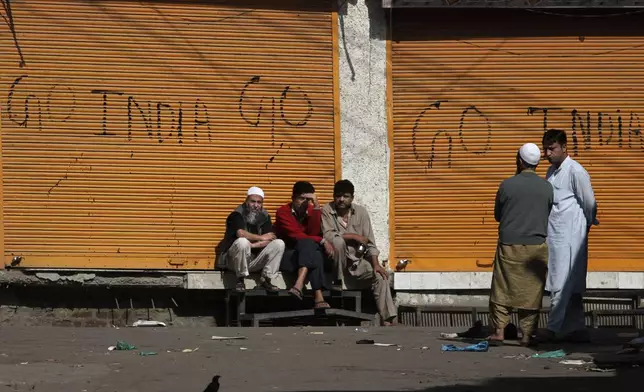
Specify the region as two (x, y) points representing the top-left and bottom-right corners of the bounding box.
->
(280, 238), (327, 291)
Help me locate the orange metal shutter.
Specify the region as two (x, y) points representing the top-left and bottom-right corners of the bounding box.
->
(390, 9), (644, 272)
(0, 0), (338, 269)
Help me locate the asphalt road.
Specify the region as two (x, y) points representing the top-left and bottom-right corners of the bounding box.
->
(0, 326), (640, 392)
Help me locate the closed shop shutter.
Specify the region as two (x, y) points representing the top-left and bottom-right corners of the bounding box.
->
(390, 9), (644, 271)
(0, 0), (338, 269)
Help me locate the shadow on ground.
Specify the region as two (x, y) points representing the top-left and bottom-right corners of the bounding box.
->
(291, 368), (642, 391)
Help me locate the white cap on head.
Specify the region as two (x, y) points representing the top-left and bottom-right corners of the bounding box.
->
(519, 143), (541, 166)
(247, 186), (264, 199)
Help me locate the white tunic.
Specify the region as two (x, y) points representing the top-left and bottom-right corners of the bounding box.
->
(545, 156), (598, 295)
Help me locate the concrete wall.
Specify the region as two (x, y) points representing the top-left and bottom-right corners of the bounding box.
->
(338, 0), (391, 262)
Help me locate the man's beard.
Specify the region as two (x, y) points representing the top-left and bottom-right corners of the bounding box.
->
(244, 208), (259, 225)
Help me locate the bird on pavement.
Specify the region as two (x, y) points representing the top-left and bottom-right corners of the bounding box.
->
(204, 375), (220, 392)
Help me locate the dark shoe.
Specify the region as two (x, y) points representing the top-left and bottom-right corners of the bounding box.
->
(260, 277), (280, 293)
(534, 329), (558, 343)
(458, 320), (485, 339)
(235, 278), (246, 293)
(331, 280), (343, 291)
(564, 329), (591, 343)
(520, 337), (539, 348)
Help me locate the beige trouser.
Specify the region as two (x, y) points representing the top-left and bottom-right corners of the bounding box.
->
(490, 302), (539, 338)
(331, 237), (397, 321)
(225, 238), (284, 280)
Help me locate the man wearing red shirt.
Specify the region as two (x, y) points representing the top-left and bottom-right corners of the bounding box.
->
(275, 181), (335, 309)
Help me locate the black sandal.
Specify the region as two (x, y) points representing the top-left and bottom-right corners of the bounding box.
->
(288, 287), (303, 300)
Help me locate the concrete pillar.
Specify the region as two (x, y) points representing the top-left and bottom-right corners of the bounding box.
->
(337, 0), (390, 261)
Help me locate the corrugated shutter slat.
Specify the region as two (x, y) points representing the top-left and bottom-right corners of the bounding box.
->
(391, 9), (644, 271)
(0, 0), (337, 269)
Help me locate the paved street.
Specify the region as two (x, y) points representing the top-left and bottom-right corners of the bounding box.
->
(0, 326), (640, 392)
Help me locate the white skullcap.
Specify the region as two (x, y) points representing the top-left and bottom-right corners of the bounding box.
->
(519, 143), (541, 166)
(247, 186), (264, 199)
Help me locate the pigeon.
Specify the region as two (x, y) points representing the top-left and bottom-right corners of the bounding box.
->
(204, 375), (220, 392)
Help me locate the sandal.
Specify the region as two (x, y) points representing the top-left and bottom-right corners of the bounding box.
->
(288, 287), (303, 300)
(314, 301), (330, 309)
(260, 277), (280, 293)
(234, 279), (246, 293)
(485, 337), (505, 347)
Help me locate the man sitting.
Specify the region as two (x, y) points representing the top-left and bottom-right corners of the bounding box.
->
(275, 181), (334, 309)
(220, 186), (284, 293)
(321, 180), (397, 326)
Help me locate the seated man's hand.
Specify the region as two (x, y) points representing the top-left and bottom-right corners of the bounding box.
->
(373, 263), (388, 280)
(260, 232), (277, 241)
(251, 240), (270, 249)
(301, 193), (319, 208)
(350, 234), (369, 245)
(323, 241), (335, 257)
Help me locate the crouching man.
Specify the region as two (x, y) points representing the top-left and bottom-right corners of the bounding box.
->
(220, 186), (285, 293)
(321, 180), (397, 326)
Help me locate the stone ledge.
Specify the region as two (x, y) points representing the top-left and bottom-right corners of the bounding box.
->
(0, 270), (185, 287)
(185, 271), (370, 290)
(393, 272), (644, 291)
(0, 270), (372, 291)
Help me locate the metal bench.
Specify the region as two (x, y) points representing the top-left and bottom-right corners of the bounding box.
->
(225, 288), (376, 327)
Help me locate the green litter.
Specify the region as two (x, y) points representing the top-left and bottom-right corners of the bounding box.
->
(531, 349), (566, 359)
(139, 351), (157, 356)
(115, 341), (136, 351)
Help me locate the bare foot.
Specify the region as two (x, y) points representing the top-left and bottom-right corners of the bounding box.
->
(486, 330), (505, 346)
(382, 317), (397, 327)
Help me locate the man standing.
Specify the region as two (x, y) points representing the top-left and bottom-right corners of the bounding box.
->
(220, 186), (285, 293)
(275, 181), (335, 309)
(321, 180), (397, 326)
(541, 129), (598, 342)
(488, 143), (553, 347)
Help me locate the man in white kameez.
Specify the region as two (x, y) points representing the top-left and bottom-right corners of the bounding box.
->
(540, 129), (598, 343)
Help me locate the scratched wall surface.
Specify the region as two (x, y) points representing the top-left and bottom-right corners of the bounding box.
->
(391, 9), (644, 272)
(338, 0), (390, 262)
(0, 0), (336, 269)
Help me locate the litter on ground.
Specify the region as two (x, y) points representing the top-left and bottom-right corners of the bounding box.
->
(211, 335), (247, 340)
(132, 320), (166, 327)
(532, 349), (566, 359)
(441, 341), (489, 352)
